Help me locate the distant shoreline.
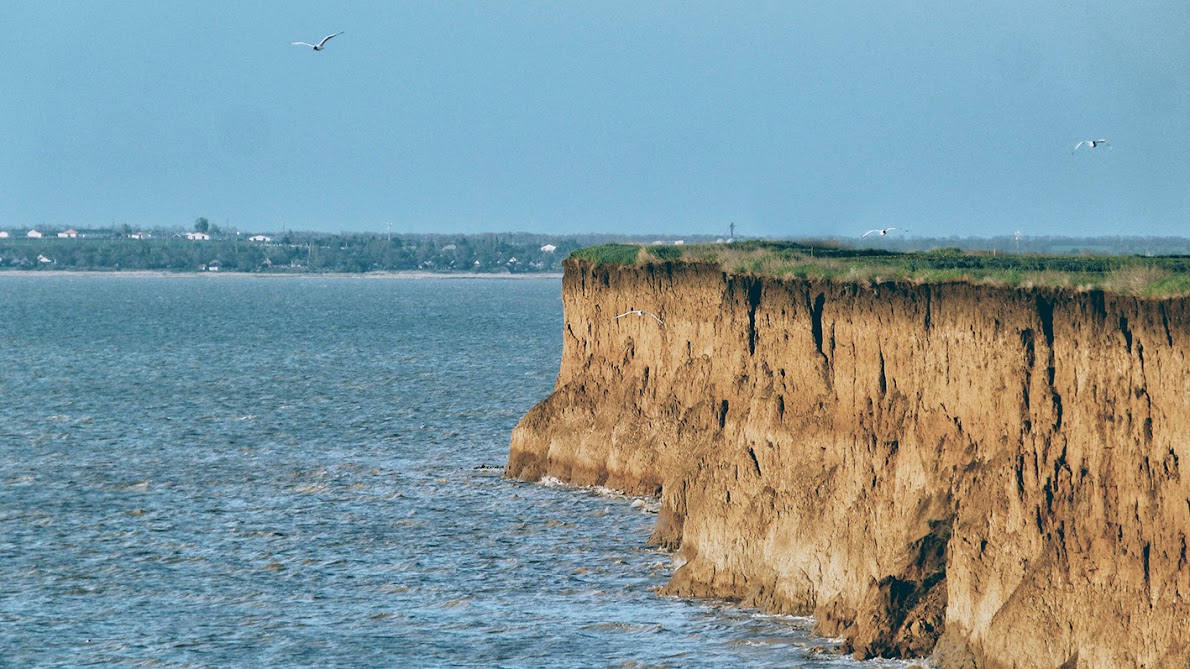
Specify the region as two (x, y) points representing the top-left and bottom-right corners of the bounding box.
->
(0, 270), (563, 280)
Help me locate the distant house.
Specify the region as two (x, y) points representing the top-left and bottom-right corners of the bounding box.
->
(57, 228), (78, 239)
(37, 254), (53, 264)
(186, 231), (210, 241)
(27, 229), (43, 239)
(442, 244), (457, 251)
(206, 260), (221, 272)
(674, 240), (685, 245)
(248, 235), (271, 242)
(0, 231), (9, 239)
(540, 244), (557, 253)
(507, 257), (518, 265)
(129, 231), (151, 240)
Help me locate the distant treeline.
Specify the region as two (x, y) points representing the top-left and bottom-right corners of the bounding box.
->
(0, 228), (1186, 273)
(0, 231), (705, 274)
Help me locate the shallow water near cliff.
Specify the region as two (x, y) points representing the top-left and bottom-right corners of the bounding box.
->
(0, 275), (904, 668)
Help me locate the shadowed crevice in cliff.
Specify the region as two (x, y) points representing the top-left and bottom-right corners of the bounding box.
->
(747, 279), (762, 356)
(808, 290), (830, 389)
(1036, 295), (1055, 349)
(1035, 294), (1065, 433)
(923, 288), (933, 332)
(1120, 315), (1133, 353)
(837, 518), (952, 660)
(878, 348), (887, 396)
(810, 291), (826, 356)
(1050, 381), (1064, 433)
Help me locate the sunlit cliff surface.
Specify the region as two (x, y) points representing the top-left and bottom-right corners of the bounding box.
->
(507, 259), (1189, 668)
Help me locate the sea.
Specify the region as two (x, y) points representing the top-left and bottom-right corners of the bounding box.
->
(0, 274), (904, 669)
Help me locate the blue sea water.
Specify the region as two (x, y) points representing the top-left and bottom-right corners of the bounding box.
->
(0, 275), (900, 668)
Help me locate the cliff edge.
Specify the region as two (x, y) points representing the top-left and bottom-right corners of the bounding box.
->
(507, 259), (1189, 668)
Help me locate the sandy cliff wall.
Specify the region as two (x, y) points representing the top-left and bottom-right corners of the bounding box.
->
(506, 260), (1190, 668)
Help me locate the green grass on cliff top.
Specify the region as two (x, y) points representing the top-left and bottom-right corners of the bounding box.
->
(569, 241), (1190, 298)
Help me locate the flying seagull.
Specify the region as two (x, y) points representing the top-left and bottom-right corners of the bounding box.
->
(291, 32), (343, 51)
(1073, 139), (1110, 153)
(614, 309), (664, 326)
(861, 227), (898, 238)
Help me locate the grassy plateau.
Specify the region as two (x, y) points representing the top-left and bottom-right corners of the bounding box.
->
(570, 241), (1190, 298)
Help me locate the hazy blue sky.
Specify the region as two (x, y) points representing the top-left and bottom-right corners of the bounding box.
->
(2, 2), (1188, 238)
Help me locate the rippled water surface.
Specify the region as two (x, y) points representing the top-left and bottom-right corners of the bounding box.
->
(0, 275), (898, 668)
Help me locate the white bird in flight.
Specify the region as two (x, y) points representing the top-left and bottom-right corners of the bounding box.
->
(861, 227), (898, 238)
(614, 309), (664, 326)
(1073, 139), (1110, 153)
(291, 32), (344, 51)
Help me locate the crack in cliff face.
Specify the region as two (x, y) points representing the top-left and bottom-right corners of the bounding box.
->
(1036, 295), (1055, 349)
(1051, 382), (1064, 433)
(809, 291), (832, 391)
(1143, 542), (1152, 599)
(747, 446), (762, 477)
(878, 348), (887, 397)
(747, 279), (763, 356)
(1120, 315), (1134, 354)
(1035, 295), (1065, 433)
(923, 288), (933, 333)
(1021, 328), (1035, 433)
(1014, 453), (1028, 504)
(811, 292), (826, 356)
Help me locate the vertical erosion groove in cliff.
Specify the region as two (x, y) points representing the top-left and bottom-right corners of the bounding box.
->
(506, 259), (1190, 669)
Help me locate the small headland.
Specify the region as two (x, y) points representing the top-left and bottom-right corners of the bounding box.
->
(508, 241), (1190, 668)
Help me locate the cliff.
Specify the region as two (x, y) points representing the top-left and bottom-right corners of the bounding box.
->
(506, 259), (1190, 668)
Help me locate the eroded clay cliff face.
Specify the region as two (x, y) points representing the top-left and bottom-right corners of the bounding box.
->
(506, 259), (1190, 668)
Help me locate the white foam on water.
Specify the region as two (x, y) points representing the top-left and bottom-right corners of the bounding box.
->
(536, 477), (662, 516)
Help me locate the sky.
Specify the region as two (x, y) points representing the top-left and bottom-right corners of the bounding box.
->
(2, 1), (1188, 238)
